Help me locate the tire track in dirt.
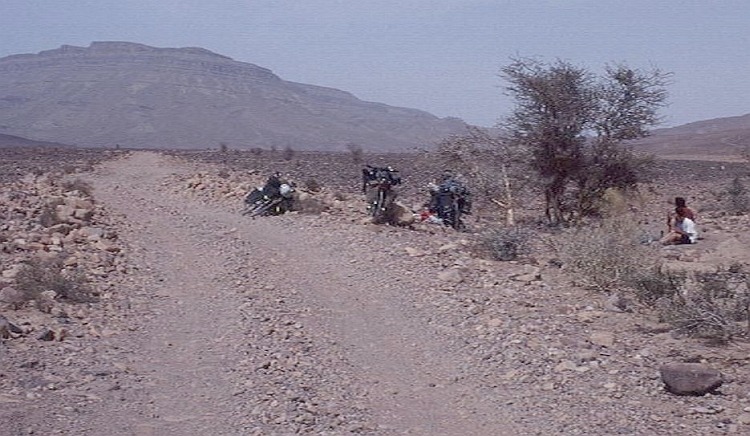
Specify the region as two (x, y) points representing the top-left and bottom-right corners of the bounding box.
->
(82, 151), (519, 435)
(80, 153), (249, 435)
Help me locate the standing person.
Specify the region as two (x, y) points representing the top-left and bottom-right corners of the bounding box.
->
(661, 208), (698, 245)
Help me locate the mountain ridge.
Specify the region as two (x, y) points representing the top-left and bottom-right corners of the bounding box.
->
(629, 113), (750, 160)
(0, 41), (468, 151)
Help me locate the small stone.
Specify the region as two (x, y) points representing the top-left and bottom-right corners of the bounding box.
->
(404, 247), (425, 257)
(437, 268), (463, 284)
(589, 331), (615, 348)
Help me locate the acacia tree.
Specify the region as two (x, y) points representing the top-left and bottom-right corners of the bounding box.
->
(500, 57), (670, 224)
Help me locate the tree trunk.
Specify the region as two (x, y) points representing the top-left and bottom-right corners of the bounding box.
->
(501, 163), (515, 226)
(545, 178), (566, 225)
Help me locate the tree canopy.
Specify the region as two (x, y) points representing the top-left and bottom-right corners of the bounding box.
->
(500, 57), (670, 224)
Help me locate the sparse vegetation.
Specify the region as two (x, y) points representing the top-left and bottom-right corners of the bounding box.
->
(554, 215), (657, 292)
(654, 267), (750, 343)
(475, 226), (533, 261)
(724, 176), (750, 214)
(14, 256), (95, 306)
(61, 178), (93, 197)
(556, 211), (750, 343)
(346, 143), (364, 164)
(631, 269), (686, 306)
(282, 145), (295, 161)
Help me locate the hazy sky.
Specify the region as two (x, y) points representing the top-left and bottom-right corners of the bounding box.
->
(1, 0), (748, 127)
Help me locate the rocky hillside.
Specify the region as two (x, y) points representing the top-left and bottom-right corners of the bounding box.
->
(629, 114), (750, 160)
(0, 42), (468, 152)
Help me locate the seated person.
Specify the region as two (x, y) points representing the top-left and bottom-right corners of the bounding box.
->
(661, 209), (698, 245)
(674, 196), (696, 221)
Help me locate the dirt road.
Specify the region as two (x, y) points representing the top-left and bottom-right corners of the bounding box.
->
(60, 151), (519, 435)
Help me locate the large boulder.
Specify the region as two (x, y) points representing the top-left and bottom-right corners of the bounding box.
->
(660, 363), (724, 396)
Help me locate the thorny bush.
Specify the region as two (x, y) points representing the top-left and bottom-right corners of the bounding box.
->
(554, 216), (656, 293)
(14, 256), (96, 307)
(556, 215), (750, 342)
(475, 226), (533, 261)
(655, 266), (750, 343)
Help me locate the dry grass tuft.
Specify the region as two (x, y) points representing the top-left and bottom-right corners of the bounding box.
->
(14, 256), (96, 306)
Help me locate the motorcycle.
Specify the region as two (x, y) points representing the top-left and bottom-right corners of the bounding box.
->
(362, 165), (400, 224)
(430, 181), (470, 231)
(242, 183), (295, 217)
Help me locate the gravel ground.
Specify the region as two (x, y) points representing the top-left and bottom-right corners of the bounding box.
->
(2, 150), (750, 435)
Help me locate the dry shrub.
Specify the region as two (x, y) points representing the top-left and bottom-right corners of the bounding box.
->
(61, 178), (93, 197)
(14, 256), (95, 305)
(631, 269), (685, 305)
(653, 267), (750, 343)
(346, 143), (364, 164)
(38, 203), (62, 227)
(724, 177), (750, 214)
(304, 178), (322, 193)
(555, 214), (750, 342)
(554, 216), (657, 292)
(475, 226), (533, 261)
(282, 146), (295, 161)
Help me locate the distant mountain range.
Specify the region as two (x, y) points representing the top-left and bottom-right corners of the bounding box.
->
(1, 41), (747, 157)
(0, 42), (468, 152)
(628, 114), (750, 160)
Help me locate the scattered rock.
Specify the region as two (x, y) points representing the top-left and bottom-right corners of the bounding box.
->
(0, 315), (23, 339)
(36, 328), (55, 341)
